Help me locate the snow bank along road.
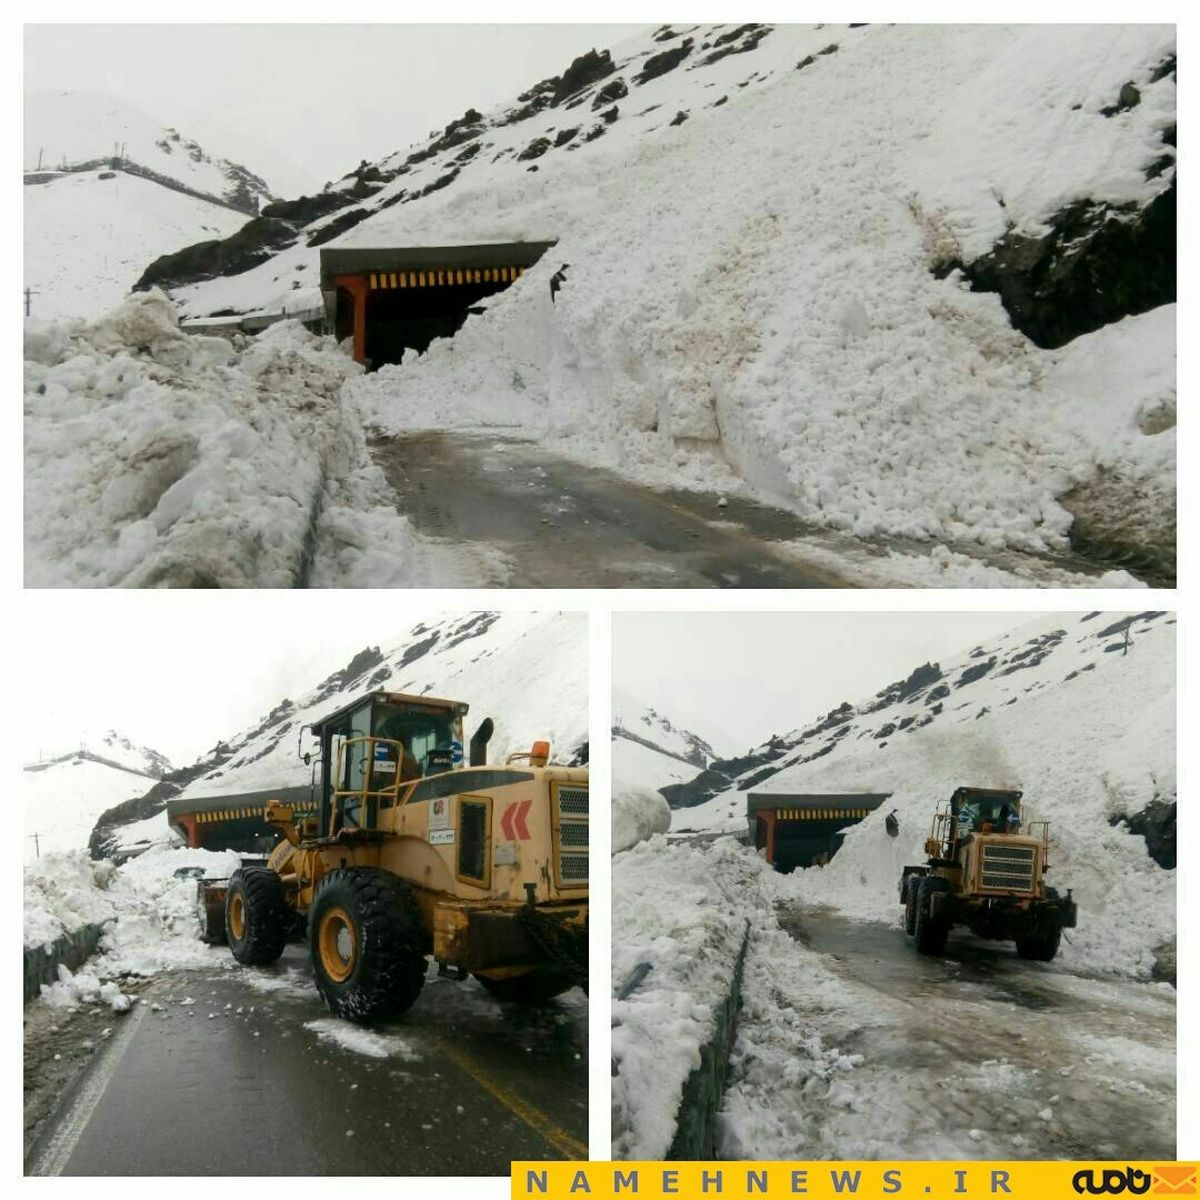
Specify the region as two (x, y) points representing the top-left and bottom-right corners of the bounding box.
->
(26, 946), (587, 1175)
(724, 904), (1175, 1161)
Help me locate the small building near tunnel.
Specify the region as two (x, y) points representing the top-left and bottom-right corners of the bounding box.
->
(166, 786), (315, 854)
(320, 241), (556, 368)
(748, 792), (891, 872)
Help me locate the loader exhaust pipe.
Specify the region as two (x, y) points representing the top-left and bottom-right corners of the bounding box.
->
(469, 718), (494, 766)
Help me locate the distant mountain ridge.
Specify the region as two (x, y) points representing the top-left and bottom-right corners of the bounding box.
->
(24, 91), (276, 215)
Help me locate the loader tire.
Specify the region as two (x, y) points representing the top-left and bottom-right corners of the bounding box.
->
(914, 877), (950, 957)
(226, 867), (288, 966)
(309, 868), (427, 1023)
(1016, 926), (1062, 962)
(903, 879), (920, 936)
(475, 971), (575, 1005)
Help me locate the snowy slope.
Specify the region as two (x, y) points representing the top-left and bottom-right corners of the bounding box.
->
(25, 91), (274, 212)
(24, 170), (247, 320)
(24, 732), (171, 862)
(671, 611), (1175, 976)
(613, 687), (720, 766)
(612, 690), (720, 851)
(101, 611), (587, 853)
(25, 757), (159, 863)
(166, 23), (1174, 572)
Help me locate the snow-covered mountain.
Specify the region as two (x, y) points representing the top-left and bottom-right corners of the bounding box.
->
(613, 688), (717, 775)
(612, 690), (719, 852)
(139, 23), (1175, 582)
(25, 92), (275, 212)
(24, 91), (274, 320)
(90, 611), (587, 857)
(24, 732), (171, 862)
(670, 611), (1175, 976)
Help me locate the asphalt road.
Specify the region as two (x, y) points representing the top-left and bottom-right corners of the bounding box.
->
(774, 906), (1176, 1160)
(369, 432), (852, 588)
(28, 947), (588, 1176)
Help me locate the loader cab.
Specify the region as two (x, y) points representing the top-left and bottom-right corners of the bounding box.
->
(950, 787), (1023, 838)
(312, 691), (468, 838)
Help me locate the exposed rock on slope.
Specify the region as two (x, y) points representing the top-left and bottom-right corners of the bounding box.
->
(90, 612), (588, 857)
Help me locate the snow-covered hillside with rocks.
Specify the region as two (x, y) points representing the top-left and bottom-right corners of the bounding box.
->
(613, 612), (1176, 1161)
(612, 689), (716, 852)
(145, 22), (1176, 583)
(24, 170), (247, 321)
(25, 91), (274, 212)
(23, 92), (276, 320)
(25, 733), (171, 862)
(673, 611), (1175, 978)
(92, 611), (587, 857)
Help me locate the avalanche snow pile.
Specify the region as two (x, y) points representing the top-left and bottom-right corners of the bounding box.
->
(612, 835), (852, 1158)
(94, 611), (587, 855)
(24, 291), (425, 587)
(170, 24), (1174, 579)
(673, 611), (1175, 977)
(612, 689), (719, 851)
(24, 847), (241, 1009)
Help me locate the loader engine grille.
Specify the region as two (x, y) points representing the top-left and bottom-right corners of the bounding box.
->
(554, 784), (589, 888)
(980, 843), (1036, 892)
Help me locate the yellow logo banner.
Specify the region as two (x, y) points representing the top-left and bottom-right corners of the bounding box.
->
(512, 1162), (1198, 1200)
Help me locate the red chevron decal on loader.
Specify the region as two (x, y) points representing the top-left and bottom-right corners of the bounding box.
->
(500, 799), (532, 840)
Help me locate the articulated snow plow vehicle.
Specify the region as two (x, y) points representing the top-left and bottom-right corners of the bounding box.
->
(899, 787), (1076, 961)
(198, 690), (588, 1020)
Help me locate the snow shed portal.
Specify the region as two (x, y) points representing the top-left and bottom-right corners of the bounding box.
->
(166, 787), (314, 855)
(320, 242), (556, 369)
(747, 792), (890, 872)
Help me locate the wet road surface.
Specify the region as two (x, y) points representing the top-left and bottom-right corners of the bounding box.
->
(770, 906), (1175, 1159)
(369, 432), (853, 588)
(29, 947), (587, 1176)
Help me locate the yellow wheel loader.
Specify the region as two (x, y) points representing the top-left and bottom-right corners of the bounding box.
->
(200, 691), (588, 1021)
(899, 787), (1076, 961)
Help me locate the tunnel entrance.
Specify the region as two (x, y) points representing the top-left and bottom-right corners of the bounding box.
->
(747, 792), (890, 873)
(321, 242), (556, 369)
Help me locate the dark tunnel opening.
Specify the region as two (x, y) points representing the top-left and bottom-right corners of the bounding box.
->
(360, 277), (510, 368)
(757, 816), (851, 872)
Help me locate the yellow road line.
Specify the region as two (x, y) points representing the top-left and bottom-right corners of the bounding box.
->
(439, 1042), (588, 1160)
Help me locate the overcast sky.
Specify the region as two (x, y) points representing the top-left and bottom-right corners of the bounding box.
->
(19, 593), (462, 766)
(23, 23), (649, 193)
(613, 611), (1062, 755)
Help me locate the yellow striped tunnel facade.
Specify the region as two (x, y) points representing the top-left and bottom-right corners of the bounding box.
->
(194, 805), (316, 825)
(772, 808), (874, 821)
(368, 266), (526, 290)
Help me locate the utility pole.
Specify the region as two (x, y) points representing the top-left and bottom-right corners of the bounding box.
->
(37, 147), (44, 170)
(29, 832), (41, 859)
(25, 287), (39, 317)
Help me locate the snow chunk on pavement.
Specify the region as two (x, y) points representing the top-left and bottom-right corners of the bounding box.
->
(305, 1018), (422, 1060)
